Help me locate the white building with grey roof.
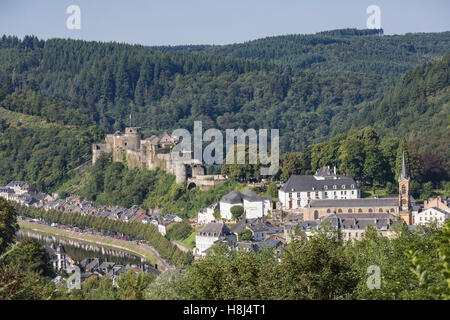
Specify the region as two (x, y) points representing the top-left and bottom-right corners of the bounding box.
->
(278, 166), (360, 210)
(220, 189), (271, 220)
(194, 222), (232, 256)
(414, 207), (449, 227)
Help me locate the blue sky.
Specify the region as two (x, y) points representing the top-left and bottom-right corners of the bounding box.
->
(0, 0), (449, 45)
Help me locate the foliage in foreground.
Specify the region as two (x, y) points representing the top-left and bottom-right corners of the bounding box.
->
(144, 223), (450, 300)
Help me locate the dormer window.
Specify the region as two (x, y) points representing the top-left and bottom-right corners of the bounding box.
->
(342, 185), (346, 189)
(324, 185), (328, 190)
(351, 184), (355, 189)
(333, 185), (337, 189)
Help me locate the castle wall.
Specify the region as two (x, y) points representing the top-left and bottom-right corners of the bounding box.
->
(93, 127), (220, 188)
(92, 143), (111, 164)
(126, 150), (142, 169)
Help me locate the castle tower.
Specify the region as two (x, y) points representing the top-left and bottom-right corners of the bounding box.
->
(398, 150), (410, 212)
(175, 163), (187, 184)
(124, 127), (141, 150)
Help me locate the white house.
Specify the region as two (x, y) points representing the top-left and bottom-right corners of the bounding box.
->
(0, 187), (14, 200)
(220, 190), (271, 220)
(414, 207), (449, 227)
(194, 222), (230, 256)
(198, 203), (218, 225)
(278, 166), (360, 209)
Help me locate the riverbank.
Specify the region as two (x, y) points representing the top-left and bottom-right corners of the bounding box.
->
(18, 220), (168, 271)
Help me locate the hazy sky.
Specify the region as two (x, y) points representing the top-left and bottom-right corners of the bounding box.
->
(1, 0), (449, 46)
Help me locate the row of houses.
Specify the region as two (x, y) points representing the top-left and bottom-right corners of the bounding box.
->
(78, 257), (159, 285)
(0, 181), (53, 206)
(0, 181), (182, 236)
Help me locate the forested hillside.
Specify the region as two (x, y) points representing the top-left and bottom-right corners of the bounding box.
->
(0, 106), (103, 191)
(161, 29), (449, 80)
(0, 31), (449, 192)
(350, 54), (450, 170)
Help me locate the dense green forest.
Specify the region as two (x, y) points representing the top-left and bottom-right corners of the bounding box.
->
(0, 106), (103, 192)
(350, 54), (450, 172)
(163, 29), (449, 80)
(0, 31), (449, 193)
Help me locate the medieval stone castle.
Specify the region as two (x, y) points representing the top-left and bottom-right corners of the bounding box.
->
(92, 127), (224, 189)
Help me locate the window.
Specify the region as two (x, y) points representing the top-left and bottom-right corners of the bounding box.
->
(315, 192), (319, 198)
(324, 185), (328, 190)
(358, 209), (362, 213)
(338, 209), (342, 213)
(297, 192), (300, 198)
(348, 209), (352, 213)
(289, 193), (292, 199)
(342, 185), (346, 189)
(314, 211), (319, 220)
(297, 199), (301, 206)
(352, 191), (354, 195)
(401, 185), (406, 194)
(369, 209), (373, 213)
(307, 192), (310, 197)
(327, 209), (331, 213)
(390, 208), (395, 212)
(333, 185), (337, 189)
(351, 184), (355, 189)
(379, 208), (383, 213)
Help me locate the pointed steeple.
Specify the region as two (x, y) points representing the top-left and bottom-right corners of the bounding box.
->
(399, 150), (408, 180)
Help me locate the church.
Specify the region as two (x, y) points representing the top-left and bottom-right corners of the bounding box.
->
(280, 151), (414, 224)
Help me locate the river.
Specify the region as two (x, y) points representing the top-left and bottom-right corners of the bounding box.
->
(17, 230), (147, 267)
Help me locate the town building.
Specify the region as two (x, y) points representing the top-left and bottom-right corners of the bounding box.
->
(194, 222), (233, 256)
(321, 213), (397, 241)
(198, 202), (218, 225)
(278, 166), (360, 210)
(424, 196), (450, 211)
(414, 207), (449, 227)
(278, 151), (416, 225)
(219, 190), (271, 220)
(302, 198), (400, 220)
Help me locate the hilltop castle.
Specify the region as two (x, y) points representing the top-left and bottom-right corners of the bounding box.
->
(92, 127), (224, 188)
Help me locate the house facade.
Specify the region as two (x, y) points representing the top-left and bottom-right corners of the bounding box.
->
(198, 203), (218, 225)
(278, 166), (360, 210)
(220, 190), (271, 220)
(414, 207), (449, 227)
(194, 222), (231, 256)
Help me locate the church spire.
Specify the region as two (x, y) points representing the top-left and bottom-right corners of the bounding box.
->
(400, 150), (407, 180)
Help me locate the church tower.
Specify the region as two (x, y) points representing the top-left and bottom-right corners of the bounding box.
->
(398, 150), (410, 212)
